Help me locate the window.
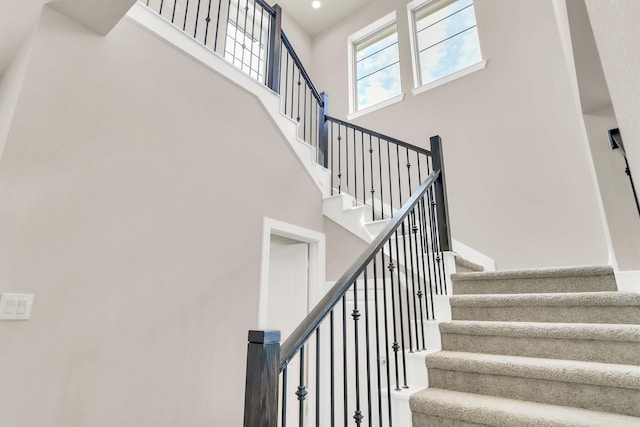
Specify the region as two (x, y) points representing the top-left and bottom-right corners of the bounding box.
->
(225, 0), (270, 81)
(348, 13), (403, 115)
(409, 0), (483, 88)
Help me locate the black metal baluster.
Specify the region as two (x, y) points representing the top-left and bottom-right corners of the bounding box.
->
(282, 366), (288, 427)
(408, 210), (422, 350)
(213, 0), (222, 51)
(400, 220), (414, 354)
(247, 1), (257, 77)
(315, 328), (321, 427)
(193, 0), (202, 38)
(330, 309), (335, 427)
(353, 128), (358, 203)
(337, 125), (342, 194)
(240, 0), (249, 73)
(297, 346), (307, 427)
(387, 140), (394, 215)
(412, 208), (427, 349)
(421, 196), (436, 318)
(396, 145), (402, 208)
(296, 68), (301, 123)
(342, 295), (348, 427)
(393, 229), (409, 388)
(405, 148), (420, 350)
(345, 127), (349, 196)
(183, 0), (192, 31)
(222, 0), (231, 52)
(427, 187), (441, 295)
(363, 270), (373, 427)
(303, 84), (307, 141)
(380, 249), (394, 426)
(415, 156), (430, 329)
(283, 52), (289, 115)
(372, 258), (384, 427)
(369, 135), (375, 221)
(330, 122), (334, 195)
(352, 281), (363, 426)
(377, 137), (385, 219)
(159, 0), (164, 15)
(258, 7), (265, 82)
(171, 0), (177, 23)
(290, 59), (295, 118)
(230, 0), (239, 63)
(386, 243), (400, 391)
(361, 131), (366, 211)
(203, 0), (213, 45)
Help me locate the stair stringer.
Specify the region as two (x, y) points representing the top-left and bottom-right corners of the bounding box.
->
(126, 2), (331, 197)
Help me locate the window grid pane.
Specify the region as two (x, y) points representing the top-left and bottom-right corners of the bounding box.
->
(413, 0), (481, 86)
(355, 25), (402, 111)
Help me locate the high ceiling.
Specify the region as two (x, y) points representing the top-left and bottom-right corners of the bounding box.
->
(276, 0), (373, 37)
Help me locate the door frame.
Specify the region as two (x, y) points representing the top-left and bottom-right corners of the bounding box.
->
(258, 217), (326, 330)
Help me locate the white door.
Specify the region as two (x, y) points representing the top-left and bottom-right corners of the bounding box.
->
(268, 240), (311, 425)
(267, 242), (309, 339)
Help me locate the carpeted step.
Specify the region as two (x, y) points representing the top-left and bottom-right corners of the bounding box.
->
(452, 266), (616, 295)
(450, 292), (640, 324)
(440, 321), (640, 365)
(425, 351), (640, 416)
(410, 388), (640, 426)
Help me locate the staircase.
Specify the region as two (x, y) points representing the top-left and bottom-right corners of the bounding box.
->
(410, 266), (640, 426)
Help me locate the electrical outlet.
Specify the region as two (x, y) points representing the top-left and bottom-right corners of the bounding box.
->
(0, 293), (34, 320)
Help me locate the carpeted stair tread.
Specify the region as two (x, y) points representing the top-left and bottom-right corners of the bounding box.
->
(410, 388), (640, 427)
(452, 265), (616, 294)
(450, 292), (640, 323)
(439, 321), (640, 364)
(440, 320), (640, 341)
(450, 291), (640, 307)
(426, 351), (640, 389)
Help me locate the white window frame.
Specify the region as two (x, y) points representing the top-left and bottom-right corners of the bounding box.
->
(347, 12), (405, 119)
(225, 0), (270, 81)
(407, 0), (487, 95)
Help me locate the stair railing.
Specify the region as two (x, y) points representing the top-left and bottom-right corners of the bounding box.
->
(244, 142), (450, 425)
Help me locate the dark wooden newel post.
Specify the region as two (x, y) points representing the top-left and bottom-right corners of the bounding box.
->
(430, 135), (452, 252)
(266, 5), (282, 93)
(318, 92), (329, 168)
(243, 330), (280, 427)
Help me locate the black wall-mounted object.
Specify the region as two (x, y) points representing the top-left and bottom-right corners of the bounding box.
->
(608, 128), (640, 218)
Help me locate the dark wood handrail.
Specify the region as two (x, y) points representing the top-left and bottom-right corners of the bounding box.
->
(281, 32), (324, 106)
(254, 0), (275, 16)
(325, 115), (431, 156)
(279, 169), (440, 370)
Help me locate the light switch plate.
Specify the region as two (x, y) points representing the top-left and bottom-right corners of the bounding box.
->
(0, 293), (34, 320)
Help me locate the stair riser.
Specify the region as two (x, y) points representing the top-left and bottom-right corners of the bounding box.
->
(452, 276), (617, 295)
(441, 333), (640, 365)
(413, 413), (481, 427)
(451, 305), (640, 324)
(428, 368), (640, 417)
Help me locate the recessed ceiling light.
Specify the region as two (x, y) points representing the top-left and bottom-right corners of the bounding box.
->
(311, 0), (321, 9)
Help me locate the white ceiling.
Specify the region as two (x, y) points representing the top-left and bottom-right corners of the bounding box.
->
(276, 0), (373, 37)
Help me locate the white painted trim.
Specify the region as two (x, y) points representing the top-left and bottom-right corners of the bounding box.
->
(411, 60), (487, 96)
(614, 270), (640, 293)
(346, 93), (405, 120)
(258, 217), (326, 329)
(451, 238), (497, 272)
(347, 11), (398, 116)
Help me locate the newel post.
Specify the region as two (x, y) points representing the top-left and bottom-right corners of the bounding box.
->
(318, 92), (329, 168)
(243, 330), (281, 427)
(430, 135), (452, 252)
(266, 5), (282, 94)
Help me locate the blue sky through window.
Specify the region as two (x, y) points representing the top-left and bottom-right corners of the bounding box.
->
(415, 0), (481, 85)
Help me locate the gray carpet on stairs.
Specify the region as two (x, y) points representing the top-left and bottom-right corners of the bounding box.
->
(410, 265), (640, 426)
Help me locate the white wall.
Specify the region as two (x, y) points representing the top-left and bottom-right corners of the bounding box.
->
(309, 0), (609, 269)
(0, 29), (34, 159)
(585, 0), (640, 182)
(0, 6), (324, 426)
